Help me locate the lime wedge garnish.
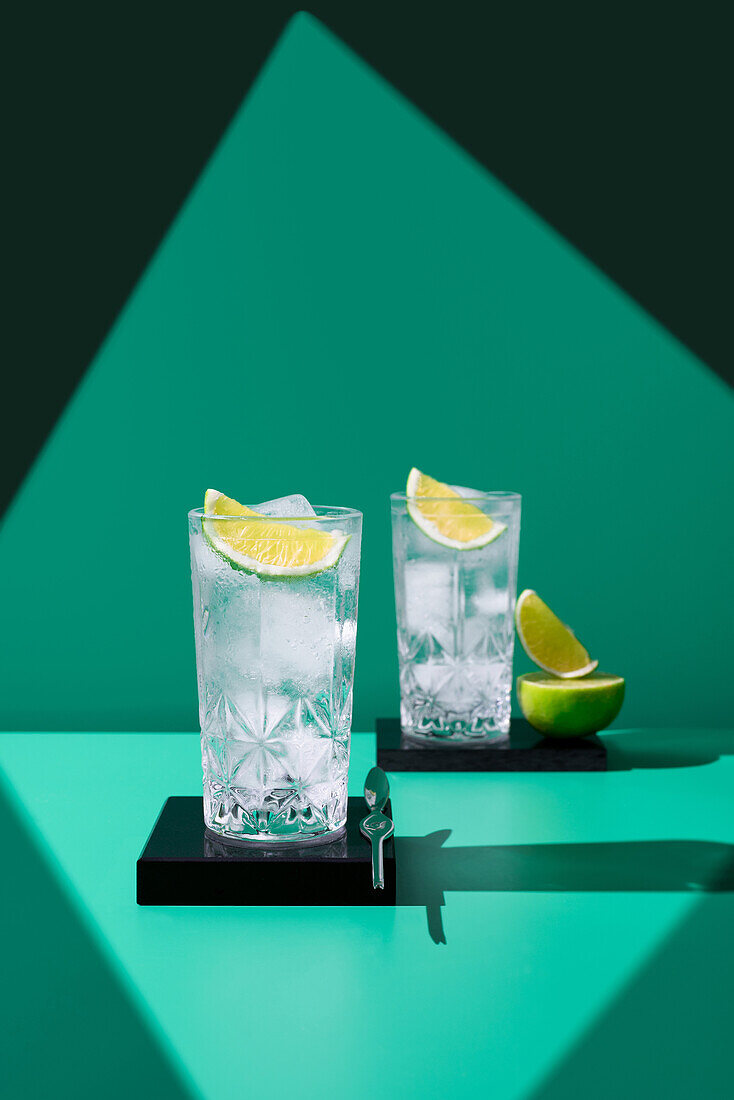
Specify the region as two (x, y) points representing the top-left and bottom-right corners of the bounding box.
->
(515, 589), (598, 677)
(405, 468), (506, 550)
(202, 489), (348, 577)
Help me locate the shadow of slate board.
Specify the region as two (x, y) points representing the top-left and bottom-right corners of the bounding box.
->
(376, 718), (606, 772)
(137, 796), (396, 905)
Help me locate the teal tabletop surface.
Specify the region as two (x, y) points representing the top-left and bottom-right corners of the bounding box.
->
(1, 729), (733, 1100)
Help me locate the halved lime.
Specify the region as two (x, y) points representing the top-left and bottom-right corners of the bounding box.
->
(405, 468), (506, 550)
(515, 589), (598, 677)
(202, 489), (348, 577)
(517, 672), (625, 737)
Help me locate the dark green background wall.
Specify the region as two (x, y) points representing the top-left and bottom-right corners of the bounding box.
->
(2, 14), (732, 733)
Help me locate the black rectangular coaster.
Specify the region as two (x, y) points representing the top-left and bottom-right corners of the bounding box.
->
(137, 796), (396, 906)
(376, 718), (606, 772)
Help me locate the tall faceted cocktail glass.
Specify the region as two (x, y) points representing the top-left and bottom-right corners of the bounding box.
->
(391, 491), (521, 740)
(189, 505), (362, 843)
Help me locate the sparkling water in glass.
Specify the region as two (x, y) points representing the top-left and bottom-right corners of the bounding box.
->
(189, 503), (362, 843)
(391, 491), (521, 741)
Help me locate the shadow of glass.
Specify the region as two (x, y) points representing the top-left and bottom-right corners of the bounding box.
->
(0, 772), (196, 1100)
(604, 727), (734, 771)
(397, 830), (734, 944)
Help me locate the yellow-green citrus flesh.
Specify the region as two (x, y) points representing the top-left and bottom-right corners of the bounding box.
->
(405, 468), (506, 550)
(515, 589), (598, 677)
(202, 489), (347, 577)
(516, 672), (625, 737)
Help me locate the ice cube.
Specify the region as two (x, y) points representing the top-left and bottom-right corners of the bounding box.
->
(403, 560), (455, 648)
(451, 484), (484, 498)
(471, 586), (510, 617)
(259, 574), (336, 690)
(255, 494), (316, 518)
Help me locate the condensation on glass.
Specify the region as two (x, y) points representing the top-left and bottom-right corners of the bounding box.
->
(391, 492), (521, 741)
(189, 506), (362, 843)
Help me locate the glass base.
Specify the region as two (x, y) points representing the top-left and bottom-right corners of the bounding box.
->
(205, 822), (347, 848)
(399, 682), (512, 742)
(400, 697), (511, 743)
(403, 726), (510, 746)
(203, 783), (348, 846)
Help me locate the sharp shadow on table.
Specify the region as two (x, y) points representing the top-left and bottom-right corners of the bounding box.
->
(603, 727), (734, 770)
(526, 890), (734, 1099)
(396, 831), (734, 944)
(0, 772), (197, 1100)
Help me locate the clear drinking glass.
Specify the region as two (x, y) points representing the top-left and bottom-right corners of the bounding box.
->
(391, 491), (521, 741)
(189, 505), (362, 843)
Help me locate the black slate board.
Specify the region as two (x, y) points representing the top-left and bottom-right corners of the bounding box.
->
(376, 718), (606, 772)
(137, 796), (396, 906)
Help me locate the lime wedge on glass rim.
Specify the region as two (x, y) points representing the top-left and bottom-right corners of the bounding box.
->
(515, 589), (598, 678)
(405, 468), (507, 549)
(202, 489), (349, 577)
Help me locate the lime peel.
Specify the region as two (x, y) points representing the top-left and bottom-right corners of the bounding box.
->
(517, 671), (625, 737)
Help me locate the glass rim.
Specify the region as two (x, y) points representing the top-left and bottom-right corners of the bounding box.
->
(390, 490), (521, 503)
(188, 504), (362, 522)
